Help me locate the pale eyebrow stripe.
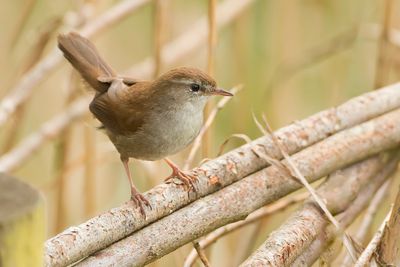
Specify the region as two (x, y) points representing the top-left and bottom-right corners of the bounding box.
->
(171, 79), (197, 85)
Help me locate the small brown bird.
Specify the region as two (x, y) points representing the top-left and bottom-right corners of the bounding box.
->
(57, 32), (232, 215)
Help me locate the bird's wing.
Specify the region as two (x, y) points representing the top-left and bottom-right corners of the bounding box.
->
(89, 80), (154, 135)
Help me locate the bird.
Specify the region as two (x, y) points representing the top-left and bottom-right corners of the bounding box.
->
(57, 32), (232, 215)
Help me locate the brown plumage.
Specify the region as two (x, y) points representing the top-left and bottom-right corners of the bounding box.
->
(57, 32), (232, 216)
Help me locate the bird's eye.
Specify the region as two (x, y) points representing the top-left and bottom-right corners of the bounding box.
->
(190, 83), (200, 92)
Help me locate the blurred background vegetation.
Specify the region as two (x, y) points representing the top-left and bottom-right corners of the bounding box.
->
(1, 0), (399, 266)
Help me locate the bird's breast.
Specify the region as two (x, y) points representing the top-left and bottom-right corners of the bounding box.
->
(110, 101), (204, 161)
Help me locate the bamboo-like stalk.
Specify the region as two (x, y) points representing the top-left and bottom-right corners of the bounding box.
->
(202, 0), (218, 159)
(374, 0), (394, 88)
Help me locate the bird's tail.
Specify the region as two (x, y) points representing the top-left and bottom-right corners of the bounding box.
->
(57, 32), (116, 93)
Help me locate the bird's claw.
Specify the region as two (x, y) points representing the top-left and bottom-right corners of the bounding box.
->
(165, 169), (198, 193)
(130, 192), (151, 218)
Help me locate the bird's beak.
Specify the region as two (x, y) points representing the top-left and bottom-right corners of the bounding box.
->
(210, 88), (233, 96)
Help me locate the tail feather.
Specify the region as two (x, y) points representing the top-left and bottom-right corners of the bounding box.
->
(57, 32), (116, 93)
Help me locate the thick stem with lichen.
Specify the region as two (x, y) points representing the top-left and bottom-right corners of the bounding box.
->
(45, 83), (400, 267)
(78, 108), (400, 266)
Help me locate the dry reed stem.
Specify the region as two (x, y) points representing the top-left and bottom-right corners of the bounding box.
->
(77, 107), (400, 266)
(202, 0), (218, 159)
(45, 83), (400, 267)
(54, 73), (80, 233)
(374, 0), (393, 89)
(0, 0), (151, 128)
(340, 179), (392, 267)
(2, 17), (63, 153)
(377, 183), (400, 265)
(0, 96), (90, 173)
(200, 2), (223, 254)
(183, 192), (309, 267)
(290, 155), (399, 266)
(207, 0), (217, 76)
(83, 126), (96, 217)
(184, 85), (242, 170)
(239, 155), (388, 266)
(54, 129), (73, 233)
(216, 133), (252, 157)
(354, 208), (393, 267)
(127, 0), (256, 77)
(153, 0), (168, 77)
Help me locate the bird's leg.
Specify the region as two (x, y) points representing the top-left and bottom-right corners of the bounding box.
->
(164, 158), (197, 192)
(121, 156), (151, 216)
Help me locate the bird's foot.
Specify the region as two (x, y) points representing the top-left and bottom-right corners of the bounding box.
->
(130, 191), (151, 218)
(165, 168), (198, 193)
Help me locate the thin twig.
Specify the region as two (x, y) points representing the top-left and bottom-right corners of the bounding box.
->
(184, 85), (242, 170)
(354, 207), (393, 267)
(261, 115), (358, 262)
(290, 154), (399, 266)
(240, 154), (389, 267)
(193, 241), (211, 267)
(183, 192), (308, 267)
(216, 133), (252, 157)
(377, 184), (400, 265)
(340, 179), (392, 267)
